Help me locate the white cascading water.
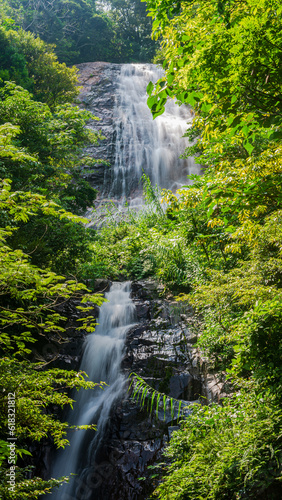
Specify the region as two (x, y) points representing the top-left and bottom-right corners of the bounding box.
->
(50, 283), (136, 500)
(109, 63), (197, 202)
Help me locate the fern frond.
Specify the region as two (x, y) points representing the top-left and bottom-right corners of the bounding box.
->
(128, 372), (186, 422)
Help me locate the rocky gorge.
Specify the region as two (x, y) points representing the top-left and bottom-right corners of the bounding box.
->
(2, 4), (281, 498)
(83, 279), (227, 500)
(40, 279), (226, 500)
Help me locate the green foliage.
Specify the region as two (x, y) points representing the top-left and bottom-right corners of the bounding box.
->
(0, 358), (104, 498)
(125, 1), (282, 498)
(0, 96), (98, 276)
(0, 26), (33, 90)
(0, 82), (100, 217)
(156, 386), (282, 500)
(163, 148), (282, 385)
(0, 359), (102, 446)
(0, 21), (107, 500)
(0, 25), (80, 106)
(146, 0), (282, 150)
(0, 472), (68, 500)
(0, 180), (104, 354)
(0, 181), (106, 498)
(0, 27), (102, 297)
(129, 372), (185, 422)
(89, 177), (202, 288)
(1, 0), (157, 64)
(1, 2), (282, 499)
(2, 0), (117, 64)
(99, 0), (157, 62)
(8, 215), (95, 275)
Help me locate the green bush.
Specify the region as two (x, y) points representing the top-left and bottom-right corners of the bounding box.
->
(156, 387), (282, 500)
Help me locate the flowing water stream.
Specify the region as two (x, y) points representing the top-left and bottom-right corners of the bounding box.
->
(50, 283), (136, 499)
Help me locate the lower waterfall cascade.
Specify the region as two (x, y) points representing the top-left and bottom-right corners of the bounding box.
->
(49, 282), (136, 499)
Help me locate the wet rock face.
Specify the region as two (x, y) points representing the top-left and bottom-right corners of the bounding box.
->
(77, 62), (196, 203)
(39, 279), (225, 498)
(127, 280), (202, 401)
(76, 62), (120, 193)
(87, 401), (166, 500)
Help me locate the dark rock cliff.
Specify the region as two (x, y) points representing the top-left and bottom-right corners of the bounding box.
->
(77, 62), (120, 194)
(72, 280), (226, 500)
(37, 280), (225, 499)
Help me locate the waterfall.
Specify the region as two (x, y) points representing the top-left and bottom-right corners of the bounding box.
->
(48, 63), (199, 497)
(50, 282), (136, 500)
(109, 63), (197, 201)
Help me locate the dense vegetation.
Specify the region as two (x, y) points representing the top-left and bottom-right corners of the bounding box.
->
(0, 22), (106, 499)
(0, 0), (282, 499)
(1, 0), (157, 64)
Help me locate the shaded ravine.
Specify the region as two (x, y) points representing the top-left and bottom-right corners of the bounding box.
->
(50, 282), (136, 499)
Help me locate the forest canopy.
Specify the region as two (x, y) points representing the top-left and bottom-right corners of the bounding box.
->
(0, 0), (157, 63)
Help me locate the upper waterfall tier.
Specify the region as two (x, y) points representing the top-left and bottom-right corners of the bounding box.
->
(77, 62), (198, 201)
